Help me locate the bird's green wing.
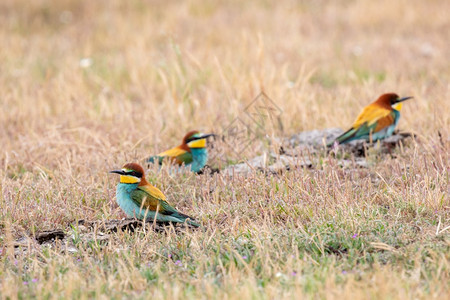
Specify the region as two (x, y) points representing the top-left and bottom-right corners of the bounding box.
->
(332, 106), (398, 145)
(334, 112), (398, 144)
(130, 184), (177, 215)
(147, 146), (193, 166)
(131, 184), (200, 227)
(174, 151), (193, 165)
(332, 122), (373, 145)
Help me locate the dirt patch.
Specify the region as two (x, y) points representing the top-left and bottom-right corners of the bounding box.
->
(9, 219), (198, 255)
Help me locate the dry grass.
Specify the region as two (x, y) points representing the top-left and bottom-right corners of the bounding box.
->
(0, 0), (449, 298)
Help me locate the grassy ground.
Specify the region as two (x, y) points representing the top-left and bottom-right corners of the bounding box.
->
(0, 0), (449, 298)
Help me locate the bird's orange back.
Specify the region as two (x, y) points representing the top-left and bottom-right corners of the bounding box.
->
(351, 94), (398, 128)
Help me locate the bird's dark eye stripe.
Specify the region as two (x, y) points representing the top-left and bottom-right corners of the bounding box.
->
(126, 171), (142, 178)
(187, 136), (202, 143)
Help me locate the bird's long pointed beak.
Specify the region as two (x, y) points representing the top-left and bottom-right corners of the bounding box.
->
(191, 133), (215, 141)
(109, 170), (126, 175)
(397, 96), (413, 103)
(199, 133), (215, 139)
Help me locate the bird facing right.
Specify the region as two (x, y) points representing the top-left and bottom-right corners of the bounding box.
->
(329, 93), (413, 146)
(146, 130), (214, 173)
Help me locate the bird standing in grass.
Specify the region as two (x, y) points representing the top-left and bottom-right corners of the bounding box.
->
(330, 93), (413, 145)
(110, 162), (200, 227)
(146, 130), (214, 173)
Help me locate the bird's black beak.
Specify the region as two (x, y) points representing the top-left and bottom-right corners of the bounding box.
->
(109, 170), (126, 175)
(396, 96), (413, 103)
(191, 133), (215, 141)
(199, 133), (215, 139)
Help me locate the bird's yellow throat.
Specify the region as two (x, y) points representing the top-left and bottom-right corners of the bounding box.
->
(392, 103), (403, 111)
(120, 175), (141, 184)
(188, 138), (206, 148)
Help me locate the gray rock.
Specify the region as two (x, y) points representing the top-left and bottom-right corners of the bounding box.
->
(289, 128), (343, 147)
(222, 128), (412, 175)
(223, 153), (313, 175)
(222, 155), (269, 176)
(268, 155), (313, 173)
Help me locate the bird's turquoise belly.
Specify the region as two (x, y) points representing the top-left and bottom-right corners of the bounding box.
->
(372, 109), (400, 141)
(372, 124), (395, 141)
(190, 148), (208, 172)
(116, 183), (150, 219)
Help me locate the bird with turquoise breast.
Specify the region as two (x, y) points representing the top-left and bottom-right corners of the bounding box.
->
(110, 162), (200, 227)
(329, 93), (413, 145)
(146, 130), (213, 173)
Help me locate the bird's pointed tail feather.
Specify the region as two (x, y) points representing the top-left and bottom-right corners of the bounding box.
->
(328, 128), (357, 146)
(146, 155), (164, 164)
(172, 211), (200, 228)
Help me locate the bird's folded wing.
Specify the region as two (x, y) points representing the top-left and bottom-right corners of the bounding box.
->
(157, 147), (193, 165)
(158, 146), (188, 158)
(351, 110), (395, 137)
(137, 184), (167, 200)
(352, 104), (392, 128)
(130, 184), (178, 215)
(130, 189), (159, 212)
(158, 199), (181, 216)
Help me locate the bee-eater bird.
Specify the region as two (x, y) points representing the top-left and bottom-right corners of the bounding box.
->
(110, 162), (200, 227)
(146, 130), (214, 173)
(330, 93), (413, 145)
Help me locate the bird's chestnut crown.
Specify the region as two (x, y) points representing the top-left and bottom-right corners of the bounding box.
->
(110, 162), (145, 184)
(182, 130), (214, 149)
(376, 93), (413, 107)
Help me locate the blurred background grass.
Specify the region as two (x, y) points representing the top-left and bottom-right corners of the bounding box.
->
(0, 0), (448, 298)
